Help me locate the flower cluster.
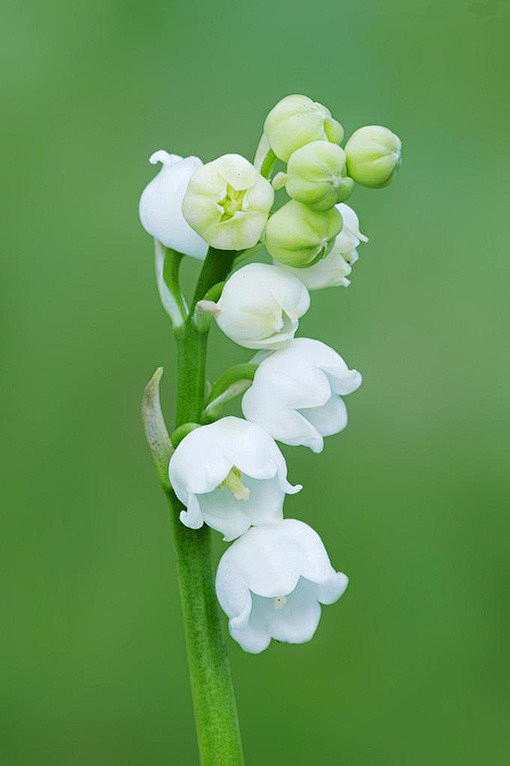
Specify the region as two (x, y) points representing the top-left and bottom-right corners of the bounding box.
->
(140, 95), (401, 653)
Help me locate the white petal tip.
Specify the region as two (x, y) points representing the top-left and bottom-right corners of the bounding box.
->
(286, 482), (303, 495)
(179, 509), (203, 530)
(149, 150), (181, 166)
(196, 300), (221, 317)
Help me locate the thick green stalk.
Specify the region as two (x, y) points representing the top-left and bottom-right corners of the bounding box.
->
(168, 249), (243, 765)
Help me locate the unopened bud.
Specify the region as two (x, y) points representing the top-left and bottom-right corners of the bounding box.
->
(264, 95), (344, 163)
(286, 141), (354, 210)
(265, 200), (342, 268)
(345, 126), (401, 188)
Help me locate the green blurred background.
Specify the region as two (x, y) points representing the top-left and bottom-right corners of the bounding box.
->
(2, 0), (509, 763)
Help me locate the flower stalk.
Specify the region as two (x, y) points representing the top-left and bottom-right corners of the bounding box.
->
(146, 248), (244, 764)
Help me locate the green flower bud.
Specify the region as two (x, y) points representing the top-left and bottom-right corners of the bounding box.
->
(345, 125), (401, 188)
(264, 95), (344, 163)
(285, 141), (354, 210)
(265, 200), (342, 268)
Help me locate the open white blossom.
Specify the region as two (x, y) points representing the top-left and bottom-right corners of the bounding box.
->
(199, 263), (310, 350)
(216, 519), (348, 653)
(275, 203), (367, 290)
(242, 338), (362, 452)
(168, 417), (301, 541)
(139, 151), (208, 259)
(182, 154), (274, 250)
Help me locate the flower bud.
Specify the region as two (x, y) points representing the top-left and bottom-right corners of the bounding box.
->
(285, 141), (354, 210)
(345, 126), (401, 188)
(182, 154), (274, 251)
(139, 151), (208, 259)
(265, 200), (342, 268)
(198, 263), (310, 350)
(264, 95), (344, 162)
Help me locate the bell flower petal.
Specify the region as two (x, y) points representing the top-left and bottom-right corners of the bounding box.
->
(216, 519), (348, 653)
(205, 263), (310, 350)
(168, 416), (301, 541)
(334, 203), (368, 254)
(139, 151), (208, 259)
(242, 337), (362, 452)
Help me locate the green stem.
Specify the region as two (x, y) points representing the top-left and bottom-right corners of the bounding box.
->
(169, 248), (244, 765)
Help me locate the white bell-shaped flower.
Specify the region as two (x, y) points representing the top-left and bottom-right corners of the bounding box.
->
(216, 519), (348, 653)
(168, 417), (301, 541)
(242, 338), (362, 452)
(274, 203), (367, 290)
(199, 263), (310, 350)
(139, 151), (208, 259)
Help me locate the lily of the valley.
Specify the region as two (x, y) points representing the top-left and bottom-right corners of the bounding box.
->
(242, 338), (362, 452)
(345, 125), (402, 188)
(216, 519), (348, 653)
(168, 416), (301, 541)
(181, 153), (274, 250)
(264, 94), (344, 162)
(285, 140), (354, 210)
(276, 203), (368, 289)
(199, 263), (310, 350)
(139, 151), (208, 259)
(265, 200), (343, 268)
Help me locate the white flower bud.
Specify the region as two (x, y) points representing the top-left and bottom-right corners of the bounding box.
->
(199, 263), (310, 350)
(286, 141), (354, 210)
(265, 200), (342, 268)
(216, 519), (348, 653)
(181, 154), (274, 251)
(264, 95), (344, 162)
(345, 125), (401, 188)
(139, 151), (208, 259)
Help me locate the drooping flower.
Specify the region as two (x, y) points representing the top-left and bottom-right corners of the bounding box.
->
(168, 417), (301, 541)
(181, 154), (274, 250)
(139, 151), (208, 259)
(264, 94), (344, 162)
(285, 141), (354, 210)
(265, 200), (343, 268)
(198, 263), (310, 350)
(274, 203), (368, 290)
(345, 125), (402, 188)
(242, 338), (362, 452)
(216, 519), (348, 653)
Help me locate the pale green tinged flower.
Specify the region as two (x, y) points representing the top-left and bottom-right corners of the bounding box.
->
(181, 153), (274, 250)
(265, 200), (342, 268)
(285, 141), (354, 210)
(276, 203), (368, 289)
(216, 519), (348, 653)
(168, 416), (301, 541)
(198, 263), (310, 350)
(345, 125), (402, 188)
(264, 94), (344, 162)
(139, 151), (208, 259)
(242, 338), (362, 452)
